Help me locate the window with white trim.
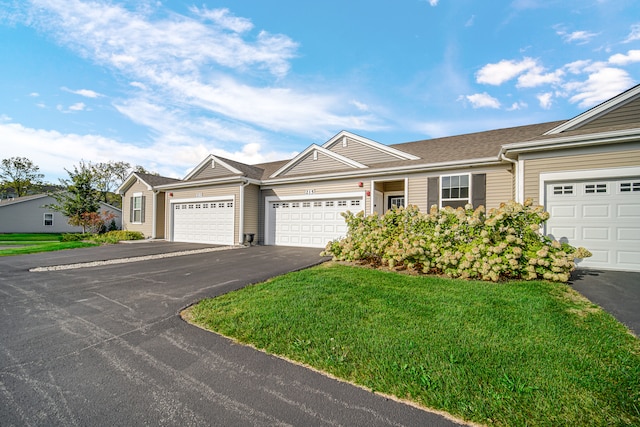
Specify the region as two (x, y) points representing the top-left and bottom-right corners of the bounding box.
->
(132, 194), (144, 223)
(620, 181), (640, 192)
(553, 185), (573, 195)
(43, 213), (53, 226)
(441, 174), (470, 206)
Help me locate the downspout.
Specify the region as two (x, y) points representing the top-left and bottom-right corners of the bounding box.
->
(500, 154), (520, 203)
(152, 190), (159, 239)
(239, 180), (251, 245)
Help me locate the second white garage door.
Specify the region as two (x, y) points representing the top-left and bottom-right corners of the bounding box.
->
(545, 177), (640, 271)
(268, 198), (363, 248)
(172, 200), (234, 245)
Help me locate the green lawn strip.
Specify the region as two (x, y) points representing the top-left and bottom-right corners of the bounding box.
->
(0, 241), (98, 255)
(187, 263), (640, 427)
(0, 233), (63, 242)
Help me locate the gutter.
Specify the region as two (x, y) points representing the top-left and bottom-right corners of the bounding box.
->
(262, 157), (501, 186)
(500, 154), (520, 203)
(154, 176), (261, 190)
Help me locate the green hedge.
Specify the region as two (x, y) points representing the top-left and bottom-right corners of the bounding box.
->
(90, 230), (144, 244)
(322, 200), (591, 282)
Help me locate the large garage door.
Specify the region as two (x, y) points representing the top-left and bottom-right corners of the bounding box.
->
(172, 200), (234, 245)
(268, 198), (363, 248)
(545, 178), (640, 271)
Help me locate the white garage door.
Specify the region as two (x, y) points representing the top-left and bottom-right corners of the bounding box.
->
(268, 198), (363, 248)
(172, 200), (234, 245)
(545, 178), (640, 271)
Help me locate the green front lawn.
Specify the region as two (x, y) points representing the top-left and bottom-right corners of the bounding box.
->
(0, 233), (63, 242)
(0, 233), (98, 255)
(185, 263), (640, 426)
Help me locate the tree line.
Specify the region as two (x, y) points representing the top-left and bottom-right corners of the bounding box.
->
(0, 156), (156, 233)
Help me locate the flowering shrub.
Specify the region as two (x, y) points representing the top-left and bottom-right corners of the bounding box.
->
(322, 199), (591, 282)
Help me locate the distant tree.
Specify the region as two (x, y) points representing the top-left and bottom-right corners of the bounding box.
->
(133, 165), (159, 175)
(49, 161), (102, 233)
(0, 157), (45, 197)
(91, 161), (131, 203)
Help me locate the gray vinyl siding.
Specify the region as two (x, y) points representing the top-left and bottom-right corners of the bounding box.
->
(282, 151), (352, 176)
(327, 137), (400, 164)
(523, 147), (640, 204)
(244, 184), (260, 236)
(188, 162), (239, 181)
(167, 185), (241, 244)
(122, 180), (154, 237)
(0, 195), (122, 234)
(486, 168), (514, 209)
(576, 97), (640, 131)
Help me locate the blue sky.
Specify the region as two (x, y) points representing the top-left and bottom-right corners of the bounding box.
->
(1, 0), (639, 181)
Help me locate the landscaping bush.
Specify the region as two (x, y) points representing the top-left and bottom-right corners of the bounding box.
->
(90, 230), (144, 244)
(61, 233), (91, 242)
(322, 199), (591, 282)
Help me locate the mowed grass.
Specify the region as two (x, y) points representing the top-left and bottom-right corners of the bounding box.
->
(186, 263), (640, 427)
(0, 233), (97, 255)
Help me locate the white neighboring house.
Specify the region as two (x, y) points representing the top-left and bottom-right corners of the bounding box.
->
(0, 194), (122, 233)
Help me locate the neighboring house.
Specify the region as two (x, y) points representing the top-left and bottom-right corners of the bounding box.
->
(118, 85), (640, 272)
(0, 194), (122, 233)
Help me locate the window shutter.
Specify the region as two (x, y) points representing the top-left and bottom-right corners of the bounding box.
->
(427, 177), (439, 210)
(129, 197), (134, 222)
(471, 174), (486, 208)
(141, 196), (146, 223)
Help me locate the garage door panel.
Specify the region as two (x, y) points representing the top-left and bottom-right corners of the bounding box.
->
(582, 205), (609, 218)
(172, 200), (234, 245)
(618, 228), (640, 240)
(582, 228), (609, 240)
(550, 205), (576, 218)
(546, 177), (639, 271)
(269, 197), (361, 248)
(618, 204), (640, 217)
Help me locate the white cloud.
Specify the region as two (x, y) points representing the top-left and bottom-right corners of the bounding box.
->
(507, 101), (528, 111)
(427, 0), (439, 6)
(608, 50), (640, 65)
(0, 119), (296, 181)
(623, 23), (640, 43)
(517, 67), (564, 88)
(564, 60), (592, 74)
(29, 92), (40, 97)
(476, 57), (538, 85)
(19, 0), (379, 140)
(557, 29), (599, 44)
(464, 92), (501, 109)
(564, 67), (635, 108)
(68, 102), (87, 111)
(190, 7), (253, 33)
(537, 92), (553, 109)
(62, 87), (102, 98)
(465, 15), (475, 27)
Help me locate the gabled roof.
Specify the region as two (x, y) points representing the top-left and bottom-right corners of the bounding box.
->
(269, 144), (368, 178)
(0, 193), (49, 207)
(322, 131), (420, 161)
(544, 83), (640, 134)
(0, 193), (121, 212)
(116, 171), (181, 194)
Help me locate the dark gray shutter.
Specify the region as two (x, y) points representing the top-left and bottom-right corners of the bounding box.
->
(427, 177), (439, 210)
(471, 174), (486, 208)
(129, 197), (134, 222)
(141, 196), (146, 223)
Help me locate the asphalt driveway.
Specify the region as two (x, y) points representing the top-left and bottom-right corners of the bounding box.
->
(570, 268), (640, 336)
(0, 243), (464, 426)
